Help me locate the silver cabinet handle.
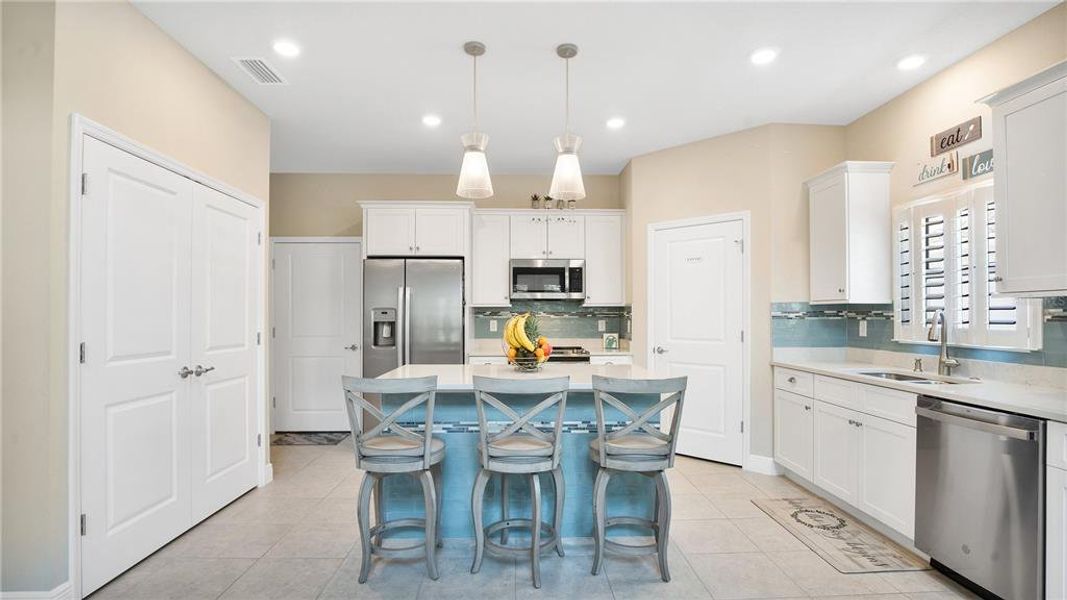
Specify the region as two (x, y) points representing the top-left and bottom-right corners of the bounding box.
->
(787, 376), (797, 384)
(654, 346), (668, 354)
(416, 246), (420, 252)
(804, 405), (811, 411)
(409, 246), (414, 251)
(344, 344), (359, 351)
(193, 365), (215, 377)
(178, 366), (194, 379)
(854, 420), (862, 427)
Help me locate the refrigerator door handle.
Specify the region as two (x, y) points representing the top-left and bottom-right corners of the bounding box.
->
(404, 287), (412, 365)
(396, 286), (405, 367)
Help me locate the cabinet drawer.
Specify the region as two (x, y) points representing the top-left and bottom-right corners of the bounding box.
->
(862, 386), (917, 428)
(468, 355), (507, 365)
(590, 355), (632, 366)
(774, 368), (814, 397)
(1050, 421), (1067, 470)
(814, 375), (863, 412)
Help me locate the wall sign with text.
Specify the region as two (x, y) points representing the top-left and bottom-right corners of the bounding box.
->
(915, 152), (959, 185)
(962, 149), (994, 180)
(930, 116), (982, 156)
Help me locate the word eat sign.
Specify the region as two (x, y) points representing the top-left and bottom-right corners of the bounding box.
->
(930, 116), (982, 156)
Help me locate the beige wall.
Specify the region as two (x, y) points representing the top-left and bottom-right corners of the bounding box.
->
(846, 3), (1066, 205)
(1, 1), (270, 592)
(624, 124), (845, 458)
(269, 173), (621, 236)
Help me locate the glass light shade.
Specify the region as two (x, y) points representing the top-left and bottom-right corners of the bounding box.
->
(549, 133), (586, 201)
(456, 131), (493, 199)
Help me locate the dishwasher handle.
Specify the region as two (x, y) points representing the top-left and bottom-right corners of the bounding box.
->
(915, 405), (1040, 441)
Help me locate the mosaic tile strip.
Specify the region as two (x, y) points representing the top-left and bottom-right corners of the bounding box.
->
(473, 300), (629, 339)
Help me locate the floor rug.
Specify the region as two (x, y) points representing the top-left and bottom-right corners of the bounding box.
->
(753, 497), (929, 573)
(272, 432), (350, 446)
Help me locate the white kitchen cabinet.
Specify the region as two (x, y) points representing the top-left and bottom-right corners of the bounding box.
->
(806, 161), (894, 304)
(472, 212), (511, 306)
(584, 214), (624, 305)
(589, 355), (632, 365)
(983, 61), (1067, 296)
(547, 214), (585, 258)
(508, 213), (586, 259)
(813, 400), (861, 506)
(1048, 464), (1066, 600)
(510, 214), (549, 259)
(362, 203), (471, 257)
(856, 414), (916, 538)
(774, 389), (813, 480)
(468, 355), (507, 365)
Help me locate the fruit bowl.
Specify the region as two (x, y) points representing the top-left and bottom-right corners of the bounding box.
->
(501, 313), (553, 371)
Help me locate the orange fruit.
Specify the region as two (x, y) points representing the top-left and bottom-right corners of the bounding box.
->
(537, 336), (548, 347)
(506, 347), (517, 363)
(535, 347), (546, 362)
(541, 342), (552, 357)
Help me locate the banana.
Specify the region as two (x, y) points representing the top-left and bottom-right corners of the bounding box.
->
(502, 315), (519, 348)
(513, 313), (536, 352)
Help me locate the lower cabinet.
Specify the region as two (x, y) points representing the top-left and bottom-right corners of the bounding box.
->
(1049, 465), (1066, 600)
(774, 390), (813, 479)
(813, 400), (862, 506)
(589, 355), (633, 365)
(468, 355), (507, 365)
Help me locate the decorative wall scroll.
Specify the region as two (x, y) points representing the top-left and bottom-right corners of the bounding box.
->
(915, 151), (958, 185)
(961, 149), (994, 180)
(930, 116), (982, 156)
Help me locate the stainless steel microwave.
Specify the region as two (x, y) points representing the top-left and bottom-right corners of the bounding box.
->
(510, 259), (585, 300)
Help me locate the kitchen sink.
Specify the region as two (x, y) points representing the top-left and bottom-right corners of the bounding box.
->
(856, 371), (976, 385)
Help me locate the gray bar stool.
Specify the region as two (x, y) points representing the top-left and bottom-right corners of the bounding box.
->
(341, 375), (443, 583)
(588, 374), (688, 582)
(470, 376), (569, 588)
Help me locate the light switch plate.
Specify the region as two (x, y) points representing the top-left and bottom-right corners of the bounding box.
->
(858, 320), (868, 337)
(598, 320), (606, 332)
(489, 320), (498, 333)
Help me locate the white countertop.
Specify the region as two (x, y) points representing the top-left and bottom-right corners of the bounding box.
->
(773, 359), (1067, 423)
(378, 363), (657, 390)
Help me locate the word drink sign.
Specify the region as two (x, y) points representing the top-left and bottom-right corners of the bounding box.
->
(915, 151), (958, 185)
(962, 149), (994, 180)
(930, 116), (982, 156)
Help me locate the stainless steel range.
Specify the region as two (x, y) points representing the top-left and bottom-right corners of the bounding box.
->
(547, 346), (590, 363)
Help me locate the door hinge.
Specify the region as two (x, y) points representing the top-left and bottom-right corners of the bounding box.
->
(740, 330), (744, 342)
(256, 331), (261, 345)
(80, 173), (88, 196)
(257, 232), (262, 246)
(79, 342), (86, 364)
(272, 396), (276, 409)
(257, 433), (262, 447)
(80, 514), (86, 536)
(271, 327), (276, 338)
(735, 239), (744, 254)
(740, 421), (744, 434)
(271, 258), (275, 270)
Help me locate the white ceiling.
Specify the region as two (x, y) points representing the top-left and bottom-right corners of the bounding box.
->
(133, 1), (1057, 174)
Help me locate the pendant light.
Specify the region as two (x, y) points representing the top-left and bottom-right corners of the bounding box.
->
(456, 41), (493, 199)
(549, 43), (586, 201)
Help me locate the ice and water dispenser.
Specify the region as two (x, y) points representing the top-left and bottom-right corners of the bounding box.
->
(371, 308), (397, 348)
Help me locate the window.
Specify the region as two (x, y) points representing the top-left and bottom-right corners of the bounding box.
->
(894, 181), (1041, 351)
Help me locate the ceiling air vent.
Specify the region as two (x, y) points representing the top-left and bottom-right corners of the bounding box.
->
(232, 57), (287, 85)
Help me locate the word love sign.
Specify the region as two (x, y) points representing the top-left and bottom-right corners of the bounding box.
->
(962, 149), (994, 180)
(915, 152), (959, 186)
(930, 116), (982, 156)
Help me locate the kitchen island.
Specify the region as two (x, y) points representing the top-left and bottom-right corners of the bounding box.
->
(370, 363), (666, 538)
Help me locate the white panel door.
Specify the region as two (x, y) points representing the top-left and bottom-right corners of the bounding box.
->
(365, 208), (416, 256)
(1048, 466), (1066, 600)
(472, 213), (511, 306)
(810, 178), (848, 303)
(272, 240), (362, 431)
(857, 415), (916, 537)
(651, 219), (744, 465)
(510, 215), (547, 259)
(189, 185), (260, 522)
(80, 137), (194, 595)
(813, 400), (860, 506)
(547, 214), (585, 259)
(773, 389), (813, 480)
(414, 207), (467, 256)
(584, 215), (624, 306)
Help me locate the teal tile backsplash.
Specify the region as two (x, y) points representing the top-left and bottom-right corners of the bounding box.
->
(474, 301), (630, 340)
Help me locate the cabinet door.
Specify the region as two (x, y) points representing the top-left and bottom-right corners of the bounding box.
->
(547, 215), (586, 259)
(584, 215), (624, 306)
(810, 178), (849, 303)
(774, 390), (814, 481)
(589, 355), (633, 366)
(472, 213), (511, 306)
(365, 208), (416, 256)
(813, 400), (860, 505)
(857, 415), (916, 538)
(510, 215), (548, 259)
(414, 208), (467, 256)
(1049, 466), (1066, 600)
(993, 77), (1067, 295)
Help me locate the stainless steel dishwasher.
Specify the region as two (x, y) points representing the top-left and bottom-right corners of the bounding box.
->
(915, 396), (1045, 600)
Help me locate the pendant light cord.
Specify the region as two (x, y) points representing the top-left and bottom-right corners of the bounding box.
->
(564, 57), (570, 134)
(472, 54), (479, 131)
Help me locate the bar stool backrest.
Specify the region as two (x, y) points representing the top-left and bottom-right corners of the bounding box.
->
(590, 375), (688, 467)
(471, 376), (570, 469)
(341, 375), (438, 470)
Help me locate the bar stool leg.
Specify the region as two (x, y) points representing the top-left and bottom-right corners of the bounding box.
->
(356, 472), (376, 584)
(551, 467), (565, 557)
(432, 463), (444, 548)
(373, 477), (384, 547)
(654, 470), (672, 582)
(591, 467), (611, 575)
(470, 468), (490, 574)
(530, 473), (543, 589)
(500, 473), (510, 545)
(419, 470), (439, 580)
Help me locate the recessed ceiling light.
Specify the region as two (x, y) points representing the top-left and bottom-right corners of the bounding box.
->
(606, 117), (626, 130)
(422, 114), (442, 128)
(750, 47), (779, 66)
(897, 54), (926, 71)
(272, 39), (301, 58)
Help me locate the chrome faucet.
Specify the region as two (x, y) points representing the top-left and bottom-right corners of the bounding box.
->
(926, 310), (961, 376)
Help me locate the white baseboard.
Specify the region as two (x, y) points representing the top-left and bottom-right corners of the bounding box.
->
(0, 582), (73, 600)
(744, 454), (782, 475)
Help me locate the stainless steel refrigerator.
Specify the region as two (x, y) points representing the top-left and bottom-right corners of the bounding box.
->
(363, 258), (464, 378)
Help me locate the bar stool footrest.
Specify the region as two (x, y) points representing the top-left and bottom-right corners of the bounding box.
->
(483, 519), (560, 558)
(369, 517), (434, 559)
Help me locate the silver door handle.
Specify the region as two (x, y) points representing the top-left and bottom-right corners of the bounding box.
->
(397, 287), (405, 367)
(916, 406), (1038, 441)
(193, 365), (215, 377)
(404, 286), (412, 365)
(344, 344), (359, 351)
(787, 376), (797, 384)
(178, 366), (194, 379)
(654, 346), (668, 354)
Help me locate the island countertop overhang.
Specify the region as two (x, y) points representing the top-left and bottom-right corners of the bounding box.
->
(376, 363), (660, 390)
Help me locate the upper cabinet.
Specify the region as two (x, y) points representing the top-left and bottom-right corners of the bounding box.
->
(362, 202), (471, 257)
(472, 212), (511, 306)
(806, 161), (894, 304)
(584, 214), (625, 306)
(509, 214), (586, 259)
(983, 61), (1067, 296)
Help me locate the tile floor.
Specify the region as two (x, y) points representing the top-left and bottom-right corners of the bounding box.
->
(90, 444), (979, 600)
